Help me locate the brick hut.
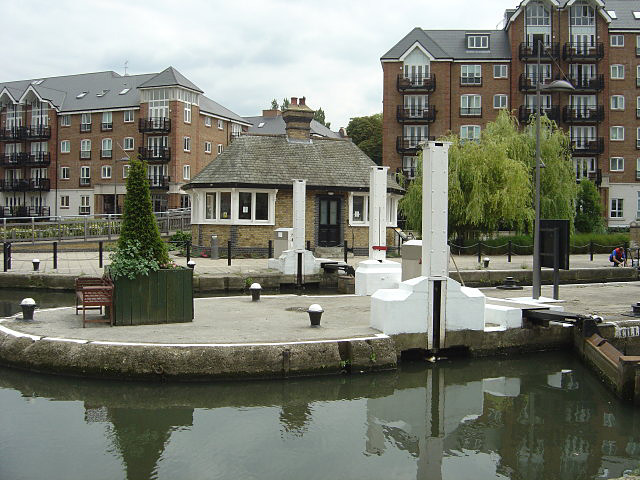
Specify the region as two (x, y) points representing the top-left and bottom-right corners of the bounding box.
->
(183, 97), (404, 255)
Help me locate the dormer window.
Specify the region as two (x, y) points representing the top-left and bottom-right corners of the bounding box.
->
(119, 88), (130, 95)
(467, 35), (489, 49)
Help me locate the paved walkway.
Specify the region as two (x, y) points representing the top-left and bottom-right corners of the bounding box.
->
(0, 250), (624, 277)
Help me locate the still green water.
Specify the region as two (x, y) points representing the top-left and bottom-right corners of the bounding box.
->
(0, 352), (638, 480)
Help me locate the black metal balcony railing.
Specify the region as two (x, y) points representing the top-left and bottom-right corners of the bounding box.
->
(138, 146), (171, 162)
(517, 105), (560, 123)
(101, 122), (113, 131)
(636, 170), (640, 181)
(80, 151), (91, 160)
(518, 42), (560, 60)
(100, 149), (112, 159)
(148, 175), (170, 189)
(0, 152), (30, 167)
(460, 107), (482, 117)
(567, 74), (604, 92)
(27, 152), (51, 167)
(139, 117), (171, 133)
(460, 76), (482, 87)
(570, 137), (604, 155)
(562, 105), (604, 123)
(79, 177), (91, 187)
(0, 178), (50, 192)
(396, 136), (436, 154)
(0, 206), (50, 218)
(396, 74), (436, 92)
(518, 74), (549, 92)
(0, 126), (25, 142)
(636, 139), (640, 150)
(562, 42), (604, 61)
(396, 105), (436, 123)
(24, 125), (51, 140)
(80, 123), (91, 133)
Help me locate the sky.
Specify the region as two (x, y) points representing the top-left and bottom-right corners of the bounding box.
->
(2, 0), (519, 129)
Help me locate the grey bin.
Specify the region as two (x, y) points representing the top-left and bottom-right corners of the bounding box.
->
(401, 240), (423, 281)
(273, 227), (294, 258)
(210, 235), (219, 260)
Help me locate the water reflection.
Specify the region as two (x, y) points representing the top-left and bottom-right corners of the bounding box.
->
(1, 352), (639, 479)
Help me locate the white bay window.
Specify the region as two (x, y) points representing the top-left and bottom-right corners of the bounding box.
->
(201, 189), (275, 224)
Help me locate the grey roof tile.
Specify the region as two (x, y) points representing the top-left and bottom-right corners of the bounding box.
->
(199, 96), (251, 125)
(605, 0), (640, 29)
(243, 115), (341, 138)
(184, 134), (403, 193)
(138, 66), (203, 92)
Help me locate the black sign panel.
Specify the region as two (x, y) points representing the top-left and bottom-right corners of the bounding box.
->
(540, 219), (570, 270)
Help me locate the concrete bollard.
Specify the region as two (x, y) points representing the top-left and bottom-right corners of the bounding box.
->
(249, 283), (262, 301)
(187, 260), (196, 269)
(32, 259), (40, 271)
(307, 304), (323, 327)
(20, 298), (37, 321)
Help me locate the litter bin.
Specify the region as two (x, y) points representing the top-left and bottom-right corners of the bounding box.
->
(273, 228), (294, 258)
(210, 235), (219, 260)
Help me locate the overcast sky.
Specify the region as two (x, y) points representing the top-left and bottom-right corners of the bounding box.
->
(3, 0), (518, 128)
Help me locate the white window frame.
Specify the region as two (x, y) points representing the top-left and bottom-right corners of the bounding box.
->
(123, 165), (130, 178)
(526, 3), (550, 26)
(461, 65), (482, 85)
(611, 95), (625, 110)
(184, 103), (191, 124)
(80, 166), (91, 184)
(610, 157), (625, 171)
(183, 165), (191, 181)
(60, 166), (70, 180)
(467, 35), (488, 49)
(611, 35), (624, 47)
(60, 115), (70, 127)
(80, 139), (91, 158)
(80, 195), (91, 215)
(123, 110), (133, 123)
(637, 188), (640, 220)
(81, 113), (91, 125)
(205, 141), (212, 154)
(610, 126), (625, 141)
(493, 94), (508, 109)
(493, 65), (508, 79)
(217, 144), (223, 154)
(101, 165), (112, 179)
(123, 137), (134, 151)
(60, 195), (69, 208)
(611, 198), (624, 218)
(201, 189), (275, 225)
(60, 140), (70, 153)
(460, 125), (481, 141)
(347, 193), (398, 227)
(183, 136), (191, 152)
(204, 116), (211, 127)
(217, 119), (224, 130)
(101, 138), (112, 157)
(611, 64), (625, 79)
(461, 94), (481, 115)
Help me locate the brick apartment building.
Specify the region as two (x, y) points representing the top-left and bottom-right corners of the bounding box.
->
(382, 0), (640, 227)
(0, 67), (251, 217)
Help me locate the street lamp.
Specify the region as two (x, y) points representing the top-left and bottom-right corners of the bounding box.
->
(532, 40), (575, 299)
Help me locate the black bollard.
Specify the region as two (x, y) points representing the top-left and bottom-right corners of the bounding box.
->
(99, 241), (103, 268)
(228, 240), (232, 266)
(53, 241), (58, 269)
(268, 240), (273, 259)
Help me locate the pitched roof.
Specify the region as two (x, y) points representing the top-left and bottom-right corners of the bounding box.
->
(243, 114), (341, 138)
(605, 0), (640, 29)
(200, 96), (252, 125)
(381, 27), (511, 61)
(138, 66), (203, 92)
(184, 134), (403, 193)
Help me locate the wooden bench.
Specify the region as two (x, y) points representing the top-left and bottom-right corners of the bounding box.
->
(75, 277), (114, 328)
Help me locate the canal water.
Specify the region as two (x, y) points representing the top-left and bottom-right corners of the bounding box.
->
(1, 352), (639, 480)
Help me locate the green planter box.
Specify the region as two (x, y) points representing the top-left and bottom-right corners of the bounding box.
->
(112, 268), (193, 325)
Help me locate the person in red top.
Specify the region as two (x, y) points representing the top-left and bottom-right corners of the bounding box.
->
(610, 247), (626, 267)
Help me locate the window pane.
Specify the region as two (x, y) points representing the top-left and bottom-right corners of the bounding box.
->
(205, 193), (216, 219)
(255, 193), (269, 220)
(220, 192), (231, 219)
(353, 196), (364, 221)
(239, 192), (252, 219)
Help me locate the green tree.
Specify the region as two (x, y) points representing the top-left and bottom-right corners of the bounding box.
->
(346, 113), (382, 165)
(270, 99), (279, 110)
(399, 110), (577, 239)
(280, 98), (290, 111)
(117, 156), (169, 266)
(313, 107), (331, 129)
(574, 179), (605, 233)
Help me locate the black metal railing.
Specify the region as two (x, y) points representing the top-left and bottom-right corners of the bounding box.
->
(0, 178), (50, 192)
(0, 206), (50, 218)
(396, 74), (436, 92)
(562, 105), (604, 123)
(518, 42), (560, 60)
(0, 126), (25, 141)
(460, 76), (482, 86)
(636, 139), (640, 150)
(567, 74), (604, 92)
(562, 42), (604, 60)
(570, 137), (604, 154)
(396, 136), (435, 154)
(27, 152), (51, 166)
(148, 175), (170, 189)
(80, 123), (91, 133)
(24, 125), (51, 140)
(0, 152), (30, 167)
(396, 105), (436, 123)
(139, 117), (171, 133)
(138, 146), (171, 162)
(79, 178), (91, 187)
(101, 122), (113, 131)
(460, 107), (482, 117)
(517, 105), (560, 123)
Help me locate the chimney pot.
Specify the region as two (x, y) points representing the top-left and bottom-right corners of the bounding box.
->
(291, 97), (298, 105)
(300, 97), (306, 106)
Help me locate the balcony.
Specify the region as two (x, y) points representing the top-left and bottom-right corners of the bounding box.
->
(0, 206), (50, 218)
(100, 149), (112, 159)
(562, 42), (604, 61)
(139, 117), (171, 133)
(148, 175), (170, 189)
(396, 74), (436, 93)
(24, 125), (51, 140)
(567, 74), (604, 92)
(517, 105), (560, 124)
(26, 152), (51, 167)
(101, 122), (113, 132)
(0, 178), (50, 192)
(570, 137), (604, 155)
(138, 146), (171, 163)
(0, 152), (30, 167)
(460, 107), (482, 117)
(79, 177), (91, 187)
(0, 126), (25, 142)
(80, 123), (92, 133)
(396, 105), (436, 123)
(396, 136), (435, 155)
(562, 105), (604, 123)
(518, 42), (560, 60)
(518, 74), (540, 92)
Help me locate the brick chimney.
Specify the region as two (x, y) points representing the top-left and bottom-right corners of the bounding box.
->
(282, 96), (314, 141)
(262, 109), (281, 118)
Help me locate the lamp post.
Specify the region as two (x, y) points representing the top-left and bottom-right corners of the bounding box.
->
(532, 40), (575, 299)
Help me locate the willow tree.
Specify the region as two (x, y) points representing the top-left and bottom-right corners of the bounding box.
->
(399, 110), (576, 239)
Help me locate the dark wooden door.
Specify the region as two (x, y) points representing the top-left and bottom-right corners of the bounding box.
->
(318, 197), (341, 246)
